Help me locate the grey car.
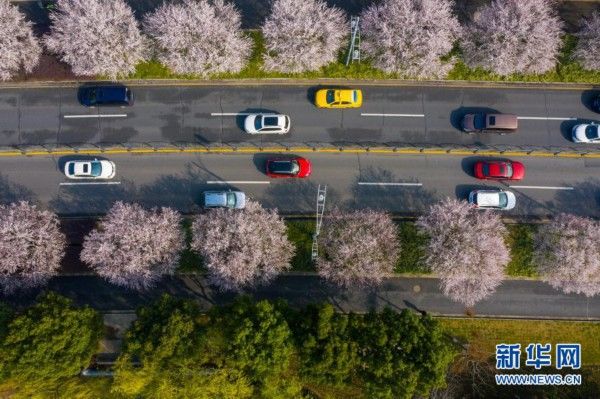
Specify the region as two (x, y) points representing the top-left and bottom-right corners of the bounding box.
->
(203, 191), (246, 209)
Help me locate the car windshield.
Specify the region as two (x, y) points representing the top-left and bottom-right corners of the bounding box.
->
(254, 117), (262, 131)
(482, 163), (490, 176)
(263, 116), (278, 127)
(505, 164), (513, 177)
(226, 193), (236, 208)
(90, 161), (102, 177)
(585, 125), (599, 140)
(474, 114), (486, 130)
(271, 160), (299, 174)
(326, 90), (336, 104)
(498, 193), (508, 208)
(353, 90), (358, 102)
(68, 163), (75, 175)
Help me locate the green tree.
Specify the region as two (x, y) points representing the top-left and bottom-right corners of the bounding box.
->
(209, 297), (302, 398)
(351, 308), (456, 399)
(292, 303), (359, 385)
(112, 295), (252, 398)
(0, 292), (102, 383)
(0, 302), (12, 341)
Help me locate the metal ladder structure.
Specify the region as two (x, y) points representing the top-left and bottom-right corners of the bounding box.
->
(345, 16), (361, 66)
(311, 185), (327, 261)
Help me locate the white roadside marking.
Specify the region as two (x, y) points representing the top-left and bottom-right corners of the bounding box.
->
(517, 116), (576, 121)
(361, 113), (425, 118)
(59, 181), (121, 186)
(63, 114), (127, 119)
(509, 185), (574, 190)
(206, 180), (270, 184)
(358, 182), (422, 186)
(210, 112), (252, 116)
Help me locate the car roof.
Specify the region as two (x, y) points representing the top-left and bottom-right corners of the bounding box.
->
(487, 114), (518, 129)
(476, 191), (502, 207)
(337, 90), (355, 102)
(96, 86), (128, 101)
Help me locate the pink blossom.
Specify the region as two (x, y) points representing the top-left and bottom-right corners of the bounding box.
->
(0, 0), (41, 81)
(44, 0), (147, 78)
(462, 0), (563, 75)
(191, 200), (294, 291)
(317, 208), (399, 288)
(81, 202), (184, 290)
(262, 0), (346, 73)
(143, 0), (251, 76)
(574, 12), (600, 70)
(360, 0), (461, 78)
(535, 213), (600, 297)
(417, 198), (509, 307)
(0, 202), (65, 294)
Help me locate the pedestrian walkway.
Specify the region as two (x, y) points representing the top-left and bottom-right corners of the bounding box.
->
(3, 275), (599, 320)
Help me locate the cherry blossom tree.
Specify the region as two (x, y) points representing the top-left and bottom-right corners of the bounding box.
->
(80, 202), (184, 290)
(317, 208), (399, 288)
(574, 12), (600, 70)
(143, 0), (251, 76)
(535, 213), (600, 297)
(44, 0), (147, 78)
(416, 199), (509, 308)
(461, 0), (563, 76)
(360, 0), (461, 79)
(0, 202), (65, 294)
(262, 0), (346, 73)
(191, 200), (294, 291)
(0, 0), (42, 81)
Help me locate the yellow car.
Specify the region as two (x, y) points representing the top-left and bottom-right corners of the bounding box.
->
(315, 88), (363, 109)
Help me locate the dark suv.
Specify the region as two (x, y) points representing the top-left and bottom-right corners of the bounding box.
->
(78, 85), (134, 107)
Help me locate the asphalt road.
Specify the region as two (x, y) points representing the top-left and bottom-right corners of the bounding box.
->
(3, 275), (599, 320)
(1, 84), (600, 149)
(0, 152), (598, 217)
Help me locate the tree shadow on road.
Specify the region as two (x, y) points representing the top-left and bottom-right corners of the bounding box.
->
(551, 178), (600, 218)
(0, 174), (37, 205)
(49, 180), (135, 215)
(347, 166), (438, 215)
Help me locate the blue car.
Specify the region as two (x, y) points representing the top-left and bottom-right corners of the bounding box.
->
(78, 85), (134, 107)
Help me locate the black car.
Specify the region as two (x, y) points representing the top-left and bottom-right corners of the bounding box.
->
(78, 85), (134, 107)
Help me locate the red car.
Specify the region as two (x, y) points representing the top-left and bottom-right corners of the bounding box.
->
(474, 160), (525, 180)
(266, 157), (311, 178)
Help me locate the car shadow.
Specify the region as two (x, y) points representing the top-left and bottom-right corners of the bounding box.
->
(581, 90), (599, 113)
(450, 106), (500, 131)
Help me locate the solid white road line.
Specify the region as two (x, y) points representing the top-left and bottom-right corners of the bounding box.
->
(509, 185), (574, 190)
(210, 112), (252, 116)
(361, 113), (425, 117)
(206, 180), (270, 184)
(63, 114), (127, 119)
(358, 182), (423, 186)
(59, 181), (122, 186)
(516, 116), (576, 121)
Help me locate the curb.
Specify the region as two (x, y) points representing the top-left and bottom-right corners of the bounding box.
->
(1, 77), (599, 90)
(2, 145), (600, 159)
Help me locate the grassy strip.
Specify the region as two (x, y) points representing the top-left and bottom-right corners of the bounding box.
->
(441, 317), (600, 366)
(130, 33), (600, 84)
(506, 224), (538, 277)
(285, 220), (538, 277)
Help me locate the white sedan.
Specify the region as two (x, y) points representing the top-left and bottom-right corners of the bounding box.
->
(468, 189), (516, 210)
(64, 159), (116, 179)
(244, 113), (290, 134)
(572, 123), (600, 143)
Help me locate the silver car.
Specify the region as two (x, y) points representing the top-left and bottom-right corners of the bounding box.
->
(64, 159), (115, 179)
(244, 113), (290, 134)
(204, 191), (246, 209)
(468, 189), (516, 210)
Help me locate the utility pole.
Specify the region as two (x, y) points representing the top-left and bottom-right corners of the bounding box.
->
(311, 185), (327, 261)
(345, 16), (361, 66)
